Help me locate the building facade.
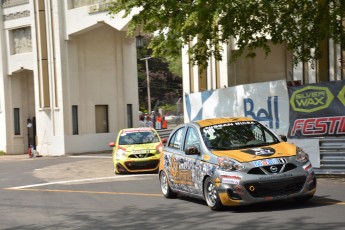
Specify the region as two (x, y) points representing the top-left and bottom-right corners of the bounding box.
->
(182, 39), (344, 94)
(0, 0), (140, 155)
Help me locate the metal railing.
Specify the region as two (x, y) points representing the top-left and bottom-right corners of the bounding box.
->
(157, 128), (173, 139)
(315, 137), (345, 175)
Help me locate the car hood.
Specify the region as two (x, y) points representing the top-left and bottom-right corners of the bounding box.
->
(211, 142), (296, 163)
(120, 142), (160, 151)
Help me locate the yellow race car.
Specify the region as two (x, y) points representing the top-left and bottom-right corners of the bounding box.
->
(109, 127), (166, 174)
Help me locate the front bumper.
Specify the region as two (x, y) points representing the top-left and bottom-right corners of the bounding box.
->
(216, 170), (317, 207)
(114, 157), (160, 173)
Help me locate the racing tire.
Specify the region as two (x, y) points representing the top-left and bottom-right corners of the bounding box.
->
(203, 177), (224, 211)
(159, 171), (176, 198)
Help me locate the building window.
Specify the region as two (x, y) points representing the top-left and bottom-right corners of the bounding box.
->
(95, 105), (109, 133)
(14, 108), (20, 135)
(11, 27), (32, 54)
(72, 105), (79, 135)
(127, 104), (133, 128)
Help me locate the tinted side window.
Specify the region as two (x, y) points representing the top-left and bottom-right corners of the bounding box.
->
(168, 128), (184, 149)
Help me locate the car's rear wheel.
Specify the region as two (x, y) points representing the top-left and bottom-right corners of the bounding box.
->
(203, 177), (224, 211)
(159, 171), (176, 198)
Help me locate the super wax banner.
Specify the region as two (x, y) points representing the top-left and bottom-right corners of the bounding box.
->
(288, 80), (345, 138)
(184, 80), (290, 135)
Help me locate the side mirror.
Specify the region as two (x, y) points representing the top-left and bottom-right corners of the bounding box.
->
(279, 135), (287, 142)
(185, 146), (200, 155)
(108, 142), (116, 147)
(161, 138), (167, 144)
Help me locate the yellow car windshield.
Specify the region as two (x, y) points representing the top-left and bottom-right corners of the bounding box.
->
(119, 131), (160, 145)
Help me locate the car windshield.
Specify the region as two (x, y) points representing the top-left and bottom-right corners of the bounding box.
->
(200, 120), (280, 150)
(118, 131), (160, 145)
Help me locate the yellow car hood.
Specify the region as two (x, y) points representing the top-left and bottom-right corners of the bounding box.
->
(211, 142), (297, 163)
(119, 143), (159, 151)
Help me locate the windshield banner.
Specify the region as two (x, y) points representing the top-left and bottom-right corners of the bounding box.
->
(288, 80), (345, 137)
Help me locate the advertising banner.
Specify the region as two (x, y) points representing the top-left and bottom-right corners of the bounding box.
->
(184, 80), (290, 135)
(288, 80), (345, 138)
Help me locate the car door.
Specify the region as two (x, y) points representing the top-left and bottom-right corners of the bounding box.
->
(163, 126), (186, 192)
(165, 125), (203, 194)
(178, 126), (204, 195)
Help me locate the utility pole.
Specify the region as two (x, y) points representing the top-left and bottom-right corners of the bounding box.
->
(140, 57), (152, 113)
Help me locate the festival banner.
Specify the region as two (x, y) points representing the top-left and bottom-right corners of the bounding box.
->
(288, 80), (345, 138)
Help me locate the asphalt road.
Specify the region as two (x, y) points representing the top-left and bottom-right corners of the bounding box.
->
(0, 153), (345, 230)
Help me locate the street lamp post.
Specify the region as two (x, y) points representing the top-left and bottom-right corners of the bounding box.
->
(140, 57), (152, 113)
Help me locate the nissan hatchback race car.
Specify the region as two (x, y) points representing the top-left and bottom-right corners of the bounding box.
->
(109, 127), (166, 174)
(159, 117), (317, 210)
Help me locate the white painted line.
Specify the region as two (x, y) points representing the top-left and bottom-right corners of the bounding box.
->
(8, 174), (154, 189)
(68, 156), (112, 159)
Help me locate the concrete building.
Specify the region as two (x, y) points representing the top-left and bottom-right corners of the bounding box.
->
(182, 40), (344, 94)
(0, 0), (140, 155)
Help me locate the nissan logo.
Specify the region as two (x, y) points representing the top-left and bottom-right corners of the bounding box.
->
(270, 165), (278, 173)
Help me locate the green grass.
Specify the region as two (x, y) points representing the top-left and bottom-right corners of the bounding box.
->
(0, 151), (6, 156)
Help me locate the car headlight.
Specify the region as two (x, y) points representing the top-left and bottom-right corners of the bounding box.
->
(218, 157), (245, 171)
(155, 143), (164, 153)
(115, 148), (127, 158)
(295, 147), (309, 163)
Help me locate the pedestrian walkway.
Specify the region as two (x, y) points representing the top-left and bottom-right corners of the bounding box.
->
(0, 154), (38, 161)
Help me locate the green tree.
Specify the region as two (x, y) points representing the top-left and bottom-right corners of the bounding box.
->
(109, 0), (344, 67)
(137, 36), (182, 113)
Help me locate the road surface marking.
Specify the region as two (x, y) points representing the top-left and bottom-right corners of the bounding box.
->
(6, 174), (155, 189)
(4, 188), (162, 197)
(68, 156), (112, 159)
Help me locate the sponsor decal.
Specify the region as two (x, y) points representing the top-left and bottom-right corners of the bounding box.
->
(288, 81), (345, 137)
(219, 172), (242, 178)
(169, 157), (193, 185)
(259, 173), (293, 181)
(290, 116), (345, 136)
(303, 162), (313, 174)
(122, 127), (152, 133)
(222, 178), (240, 184)
(243, 147), (276, 156)
(290, 86), (334, 113)
(220, 174), (241, 184)
(244, 96), (280, 129)
(338, 86), (345, 106)
(133, 150), (150, 154)
(252, 158), (287, 167)
(203, 121), (255, 132)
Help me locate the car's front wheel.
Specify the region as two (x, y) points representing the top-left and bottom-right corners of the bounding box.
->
(203, 177), (224, 211)
(159, 171), (176, 198)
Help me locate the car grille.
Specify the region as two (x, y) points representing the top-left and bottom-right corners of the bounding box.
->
(124, 160), (159, 170)
(244, 176), (306, 198)
(247, 163), (297, 175)
(128, 153), (156, 158)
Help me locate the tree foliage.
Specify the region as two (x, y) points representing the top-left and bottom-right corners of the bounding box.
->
(108, 0), (345, 67)
(136, 36), (182, 113)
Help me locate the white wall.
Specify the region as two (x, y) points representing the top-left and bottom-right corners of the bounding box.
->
(32, 24), (139, 155)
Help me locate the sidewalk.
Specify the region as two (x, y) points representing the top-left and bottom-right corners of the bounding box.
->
(0, 153), (40, 161)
